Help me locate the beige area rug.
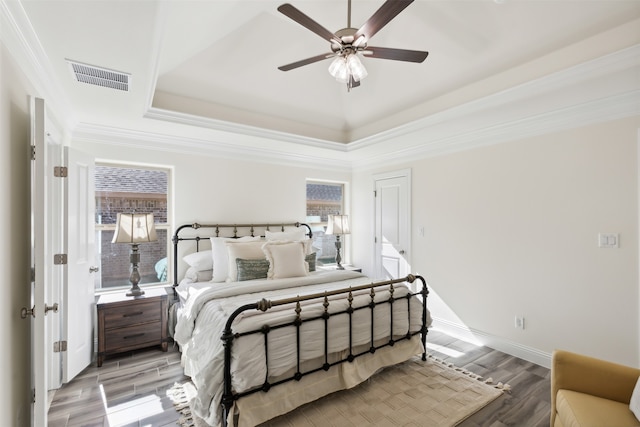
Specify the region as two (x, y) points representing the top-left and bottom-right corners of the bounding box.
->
(168, 355), (510, 427)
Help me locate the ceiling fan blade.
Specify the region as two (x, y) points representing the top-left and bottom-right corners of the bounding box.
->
(278, 52), (334, 71)
(363, 46), (428, 63)
(353, 0), (414, 44)
(278, 4), (342, 45)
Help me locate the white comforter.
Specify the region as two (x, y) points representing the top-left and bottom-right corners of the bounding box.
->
(174, 270), (427, 426)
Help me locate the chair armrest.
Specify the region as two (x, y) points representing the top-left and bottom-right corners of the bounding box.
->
(550, 350), (640, 426)
(552, 349), (639, 403)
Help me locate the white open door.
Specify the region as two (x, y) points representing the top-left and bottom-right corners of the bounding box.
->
(30, 97), (48, 426)
(63, 147), (95, 382)
(374, 170), (411, 280)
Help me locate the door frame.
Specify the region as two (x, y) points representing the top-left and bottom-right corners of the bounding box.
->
(31, 97), (47, 426)
(373, 168), (412, 280)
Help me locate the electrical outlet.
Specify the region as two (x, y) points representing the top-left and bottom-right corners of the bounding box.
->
(514, 315), (525, 330)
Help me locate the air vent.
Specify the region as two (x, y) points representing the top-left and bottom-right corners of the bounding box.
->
(66, 60), (131, 92)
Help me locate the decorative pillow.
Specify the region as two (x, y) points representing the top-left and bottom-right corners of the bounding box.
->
(265, 228), (307, 241)
(210, 236), (261, 282)
(236, 258), (270, 281)
(305, 252), (317, 272)
(226, 240), (267, 282)
(630, 376), (640, 420)
(263, 241), (308, 279)
(183, 250), (213, 272)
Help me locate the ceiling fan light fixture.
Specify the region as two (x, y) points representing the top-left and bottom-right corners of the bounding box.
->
(328, 53), (367, 84)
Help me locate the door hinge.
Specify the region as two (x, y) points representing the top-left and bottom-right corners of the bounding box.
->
(53, 166), (68, 177)
(53, 341), (67, 353)
(31, 145), (36, 160)
(30, 267), (35, 283)
(53, 254), (67, 265)
(31, 388), (36, 403)
(374, 190), (377, 197)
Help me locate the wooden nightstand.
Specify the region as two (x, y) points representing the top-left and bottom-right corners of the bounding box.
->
(96, 288), (168, 367)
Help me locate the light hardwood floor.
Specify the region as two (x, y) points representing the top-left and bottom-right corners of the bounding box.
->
(48, 329), (551, 426)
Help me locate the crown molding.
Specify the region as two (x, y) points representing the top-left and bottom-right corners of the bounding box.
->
(144, 106), (349, 153)
(352, 90), (640, 171)
(72, 123), (353, 173)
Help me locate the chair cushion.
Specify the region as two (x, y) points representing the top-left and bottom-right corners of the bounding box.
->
(556, 389), (640, 427)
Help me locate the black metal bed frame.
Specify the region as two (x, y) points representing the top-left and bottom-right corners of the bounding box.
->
(171, 222), (428, 427)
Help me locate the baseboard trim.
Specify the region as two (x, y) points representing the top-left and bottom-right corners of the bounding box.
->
(430, 317), (552, 369)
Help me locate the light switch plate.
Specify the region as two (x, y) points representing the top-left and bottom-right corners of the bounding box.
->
(598, 233), (619, 248)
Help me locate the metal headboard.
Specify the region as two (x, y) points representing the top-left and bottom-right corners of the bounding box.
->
(172, 222), (312, 289)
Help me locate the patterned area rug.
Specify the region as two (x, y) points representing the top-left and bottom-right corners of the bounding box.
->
(168, 355), (510, 427)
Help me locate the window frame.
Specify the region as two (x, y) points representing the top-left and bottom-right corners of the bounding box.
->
(94, 162), (172, 294)
(305, 179), (348, 267)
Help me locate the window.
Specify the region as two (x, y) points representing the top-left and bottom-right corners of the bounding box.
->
(94, 164), (170, 291)
(306, 181), (345, 267)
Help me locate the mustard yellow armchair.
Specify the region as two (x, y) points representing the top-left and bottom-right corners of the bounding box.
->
(551, 349), (640, 427)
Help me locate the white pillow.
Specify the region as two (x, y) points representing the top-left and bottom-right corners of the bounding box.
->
(183, 250), (213, 272)
(265, 229), (313, 254)
(265, 228), (307, 241)
(210, 236), (261, 282)
(630, 376), (640, 420)
(183, 267), (213, 283)
(262, 241), (308, 279)
(226, 240), (267, 282)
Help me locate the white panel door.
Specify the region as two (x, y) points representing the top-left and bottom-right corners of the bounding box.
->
(63, 147), (95, 382)
(374, 171), (411, 280)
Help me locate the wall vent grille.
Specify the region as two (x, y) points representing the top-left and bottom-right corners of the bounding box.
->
(66, 60), (131, 91)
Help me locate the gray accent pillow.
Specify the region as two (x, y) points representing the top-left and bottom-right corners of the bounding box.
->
(236, 258), (269, 281)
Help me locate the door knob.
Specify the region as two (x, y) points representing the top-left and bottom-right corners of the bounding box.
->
(45, 303), (59, 315)
(399, 250), (405, 255)
(89, 266), (100, 273)
(21, 306), (35, 319)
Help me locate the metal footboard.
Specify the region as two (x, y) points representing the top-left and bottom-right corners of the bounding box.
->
(220, 274), (429, 426)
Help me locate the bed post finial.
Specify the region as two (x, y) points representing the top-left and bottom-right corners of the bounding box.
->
(257, 298), (272, 312)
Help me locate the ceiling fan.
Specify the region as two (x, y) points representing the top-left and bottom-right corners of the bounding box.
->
(277, 0), (429, 91)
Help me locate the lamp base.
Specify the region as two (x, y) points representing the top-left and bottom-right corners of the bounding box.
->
(335, 236), (344, 270)
(126, 244), (144, 297)
(126, 285), (145, 297)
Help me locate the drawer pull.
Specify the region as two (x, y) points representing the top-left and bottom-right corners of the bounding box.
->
(123, 311), (144, 317)
(124, 333), (145, 340)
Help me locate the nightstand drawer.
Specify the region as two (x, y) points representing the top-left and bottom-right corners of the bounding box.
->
(105, 321), (162, 350)
(103, 300), (162, 329)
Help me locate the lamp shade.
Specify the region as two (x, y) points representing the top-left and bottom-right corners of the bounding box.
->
(326, 214), (350, 235)
(112, 213), (157, 244)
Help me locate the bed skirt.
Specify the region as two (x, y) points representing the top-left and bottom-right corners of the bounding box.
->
(230, 337), (423, 427)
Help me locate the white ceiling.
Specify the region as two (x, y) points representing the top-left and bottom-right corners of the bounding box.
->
(13, 0), (640, 146)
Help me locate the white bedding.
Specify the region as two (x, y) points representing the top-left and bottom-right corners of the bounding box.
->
(174, 269), (429, 427)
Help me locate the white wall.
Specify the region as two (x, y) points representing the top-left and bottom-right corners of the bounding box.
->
(0, 41), (33, 426)
(71, 138), (351, 276)
(353, 116), (640, 367)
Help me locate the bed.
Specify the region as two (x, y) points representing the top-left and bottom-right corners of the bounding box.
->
(171, 222), (431, 427)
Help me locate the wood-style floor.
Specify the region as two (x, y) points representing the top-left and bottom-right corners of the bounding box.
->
(48, 329), (551, 426)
